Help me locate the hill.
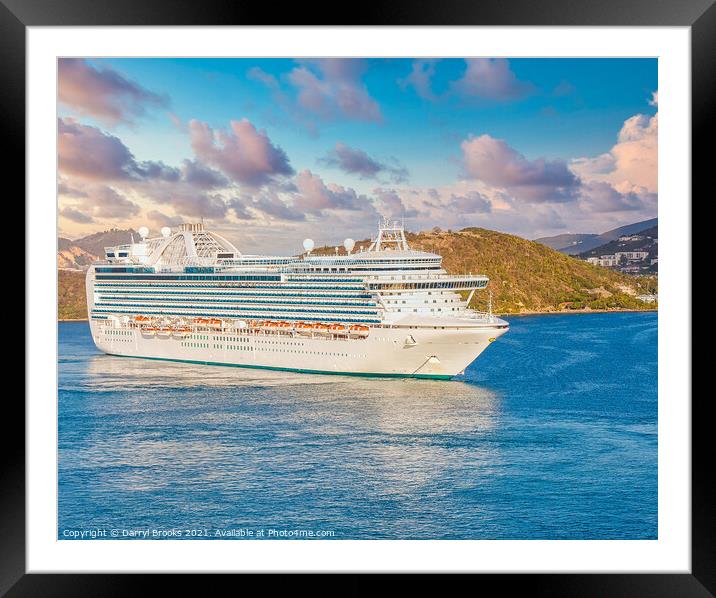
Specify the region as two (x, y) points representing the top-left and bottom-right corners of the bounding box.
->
(72, 228), (137, 256)
(535, 218), (658, 255)
(58, 229), (136, 269)
(58, 270), (88, 320)
(58, 246), (98, 270)
(532, 232), (598, 254)
(315, 227), (657, 313)
(57, 226), (657, 319)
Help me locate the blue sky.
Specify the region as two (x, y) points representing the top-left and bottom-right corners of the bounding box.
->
(58, 57), (657, 253)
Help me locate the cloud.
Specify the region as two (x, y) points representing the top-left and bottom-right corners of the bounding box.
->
(60, 206), (94, 224)
(579, 181), (656, 213)
(399, 59), (438, 101)
(287, 59), (382, 123)
(181, 159), (229, 189)
(447, 191), (492, 214)
(58, 117), (180, 182)
(320, 142), (409, 183)
(373, 188), (420, 218)
(571, 98), (657, 193)
(167, 112), (186, 132)
(461, 134), (580, 202)
(58, 58), (168, 125)
(88, 186), (141, 218)
(146, 210), (184, 228)
(252, 191), (306, 221)
(293, 169), (371, 213)
(136, 180), (229, 219)
(189, 118), (294, 187)
(59, 183), (140, 221)
(226, 197), (255, 221)
(57, 180), (87, 198)
(451, 59), (533, 101)
(247, 67), (280, 90)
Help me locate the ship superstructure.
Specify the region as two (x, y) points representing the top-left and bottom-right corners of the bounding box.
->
(86, 221), (508, 379)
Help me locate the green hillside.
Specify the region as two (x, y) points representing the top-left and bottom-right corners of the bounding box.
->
(407, 228), (656, 313)
(58, 270), (87, 320)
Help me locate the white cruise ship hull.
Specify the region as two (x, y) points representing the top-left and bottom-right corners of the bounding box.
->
(90, 320), (507, 379)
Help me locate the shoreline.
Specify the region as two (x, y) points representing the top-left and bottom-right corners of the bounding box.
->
(58, 308), (657, 324)
(498, 308), (657, 317)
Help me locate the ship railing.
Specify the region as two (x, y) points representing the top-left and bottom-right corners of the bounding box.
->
(462, 309), (500, 323)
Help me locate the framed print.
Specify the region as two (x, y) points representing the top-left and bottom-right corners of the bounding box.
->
(8, 0), (707, 592)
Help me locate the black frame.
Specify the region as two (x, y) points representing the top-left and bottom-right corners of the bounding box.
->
(7, 0), (706, 592)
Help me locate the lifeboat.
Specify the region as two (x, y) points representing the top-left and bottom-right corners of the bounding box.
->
(329, 323), (347, 334)
(134, 315), (151, 322)
(172, 327), (191, 339)
(276, 321), (294, 332)
(312, 323), (331, 335)
(156, 328), (172, 339)
(294, 322), (313, 336)
(141, 327), (157, 338)
(348, 324), (370, 338)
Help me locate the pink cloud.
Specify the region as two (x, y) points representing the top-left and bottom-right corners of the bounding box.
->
(58, 117), (179, 182)
(320, 142), (408, 183)
(571, 101), (657, 193)
(451, 59), (533, 101)
(373, 188), (420, 218)
(59, 183), (140, 222)
(288, 59), (382, 123)
(293, 169), (370, 213)
(58, 58), (168, 125)
(461, 134), (580, 202)
(189, 118), (294, 187)
(399, 59), (439, 101)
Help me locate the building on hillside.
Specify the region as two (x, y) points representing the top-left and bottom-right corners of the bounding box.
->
(615, 251), (649, 261)
(587, 255), (619, 267)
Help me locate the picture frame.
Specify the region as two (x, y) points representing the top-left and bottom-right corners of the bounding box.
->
(9, 0), (705, 590)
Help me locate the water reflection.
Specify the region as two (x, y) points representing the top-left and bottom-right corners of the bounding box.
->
(62, 352), (503, 526)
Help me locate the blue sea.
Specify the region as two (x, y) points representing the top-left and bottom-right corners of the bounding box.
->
(58, 312), (657, 540)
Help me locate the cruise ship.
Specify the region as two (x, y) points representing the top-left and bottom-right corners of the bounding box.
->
(86, 221), (508, 379)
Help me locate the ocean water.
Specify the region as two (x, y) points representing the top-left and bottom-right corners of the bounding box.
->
(58, 312), (657, 540)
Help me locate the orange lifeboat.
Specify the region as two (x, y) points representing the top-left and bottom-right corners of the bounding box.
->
(312, 323), (331, 335)
(295, 322), (313, 335)
(348, 324), (370, 338)
(134, 315), (151, 322)
(329, 323), (347, 334)
(172, 327), (191, 339)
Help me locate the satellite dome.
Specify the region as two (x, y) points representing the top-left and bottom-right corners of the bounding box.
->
(303, 238), (314, 254)
(343, 238), (355, 254)
(138, 226), (149, 239)
(161, 226), (172, 238)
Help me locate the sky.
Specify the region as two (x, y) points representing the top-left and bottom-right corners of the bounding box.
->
(57, 57), (657, 254)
